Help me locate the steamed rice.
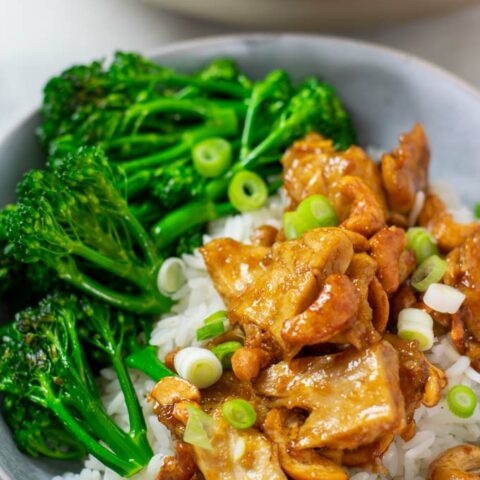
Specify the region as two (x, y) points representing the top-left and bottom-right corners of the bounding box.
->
(55, 189), (480, 480)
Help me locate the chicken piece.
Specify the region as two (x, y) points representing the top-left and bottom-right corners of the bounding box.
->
(229, 228), (354, 361)
(250, 225), (278, 247)
(444, 232), (480, 369)
(419, 193), (480, 252)
(281, 274), (359, 346)
(264, 408), (348, 480)
(200, 238), (270, 304)
(341, 229), (370, 252)
(381, 124), (430, 217)
(369, 226), (411, 295)
(385, 334), (446, 437)
(281, 133), (387, 216)
(428, 444), (480, 480)
(157, 442), (197, 480)
(193, 412), (287, 480)
(254, 341), (406, 450)
(330, 253), (380, 348)
(337, 176), (386, 237)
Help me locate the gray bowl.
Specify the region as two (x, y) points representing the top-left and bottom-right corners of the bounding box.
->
(1, 33), (480, 480)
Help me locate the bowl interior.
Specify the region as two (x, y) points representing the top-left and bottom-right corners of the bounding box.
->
(1, 34), (480, 480)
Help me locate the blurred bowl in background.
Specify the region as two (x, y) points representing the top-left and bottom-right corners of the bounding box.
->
(140, 0), (480, 30)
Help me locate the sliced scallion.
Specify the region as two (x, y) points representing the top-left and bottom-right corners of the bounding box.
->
(411, 255), (447, 292)
(297, 194), (338, 228)
(184, 405), (214, 450)
(174, 347), (223, 389)
(283, 210), (316, 240)
(397, 307), (434, 351)
(157, 257), (186, 294)
(423, 283), (466, 314)
(406, 227), (439, 264)
(221, 399), (256, 429)
(196, 321), (225, 341)
(211, 341), (243, 368)
(447, 385), (477, 418)
(192, 137), (232, 178)
(228, 171), (268, 212)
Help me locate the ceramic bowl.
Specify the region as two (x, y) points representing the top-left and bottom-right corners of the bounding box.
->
(1, 33), (480, 480)
(141, 0), (480, 30)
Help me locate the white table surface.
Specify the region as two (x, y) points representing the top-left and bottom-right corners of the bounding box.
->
(2, 0), (480, 140)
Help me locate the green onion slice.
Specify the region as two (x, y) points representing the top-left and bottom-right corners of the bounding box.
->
(204, 310), (228, 324)
(397, 308), (434, 351)
(447, 385), (478, 418)
(192, 137), (232, 178)
(184, 405), (215, 450)
(406, 227), (439, 264)
(411, 255), (447, 292)
(283, 210), (316, 240)
(211, 341), (243, 369)
(174, 347), (223, 389)
(221, 399), (257, 429)
(157, 257), (187, 294)
(228, 171), (268, 212)
(196, 321), (225, 341)
(297, 195), (338, 228)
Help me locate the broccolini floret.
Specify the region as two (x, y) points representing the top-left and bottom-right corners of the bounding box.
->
(0, 294), (155, 476)
(4, 147), (171, 314)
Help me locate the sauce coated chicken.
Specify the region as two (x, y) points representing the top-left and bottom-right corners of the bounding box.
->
(151, 124), (480, 480)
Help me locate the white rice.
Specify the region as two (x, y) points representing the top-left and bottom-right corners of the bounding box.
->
(55, 192), (480, 480)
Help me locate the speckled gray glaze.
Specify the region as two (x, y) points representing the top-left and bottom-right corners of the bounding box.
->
(1, 34), (480, 480)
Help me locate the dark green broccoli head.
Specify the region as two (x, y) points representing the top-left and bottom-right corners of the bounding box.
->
(150, 159), (204, 211)
(2, 395), (87, 460)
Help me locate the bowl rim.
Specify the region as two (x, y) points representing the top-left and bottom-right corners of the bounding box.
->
(2, 32), (480, 150)
(1, 31), (480, 480)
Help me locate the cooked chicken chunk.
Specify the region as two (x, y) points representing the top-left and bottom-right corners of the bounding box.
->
(369, 226), (415, 295)
(282, 133), (387, 228)
(254, 341), (406, 450)
(200, 238), (270, 304)
(419, 193), (480, 252)
(428, 444), (480, 480)
(157, 442), (197, 480)
(229, 228), (354, 360)
(193, 412), (287, 480)
(264, 408), (348, 480)
(381, 124), (430, 217)
(445, 232), (480, 369)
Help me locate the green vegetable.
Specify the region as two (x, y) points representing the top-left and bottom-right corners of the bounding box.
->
(406, 227), (439, 264)
(125, 345), (174, 382)
(297, 195), (338, 228)
(196, 322), (225, 341)
(0, 294), (153, 476)
(283, 210), (315, 240)
(2, 395), (87, 460)
(4, 147), (171, 314)
(193, 137), (232, 178)
(228, 171), (268, 212)
(397, 307), (434, 351)
(411, 255), (447, 292)
(476, 202), (480, 219)
(221, 399), (257, 429)
(157, 257), (187, 294)
(447, 385), (478, 418)
(211, 341), (243, 369)
(183, 406), (214, 450)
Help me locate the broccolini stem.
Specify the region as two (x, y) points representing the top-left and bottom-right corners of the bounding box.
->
(129, 72), (250, 98)
(122, 143), (190, 174)
(72, 243), (151, 289)
(123, 169), (154, 199)
(151, 201), (236, 249)
(61, 268), (172, 314)
(110, 354), (149, 442)
(125, 346), (174, 382)
(49, 399), (145, 477)
(103, 132), (182, 154)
